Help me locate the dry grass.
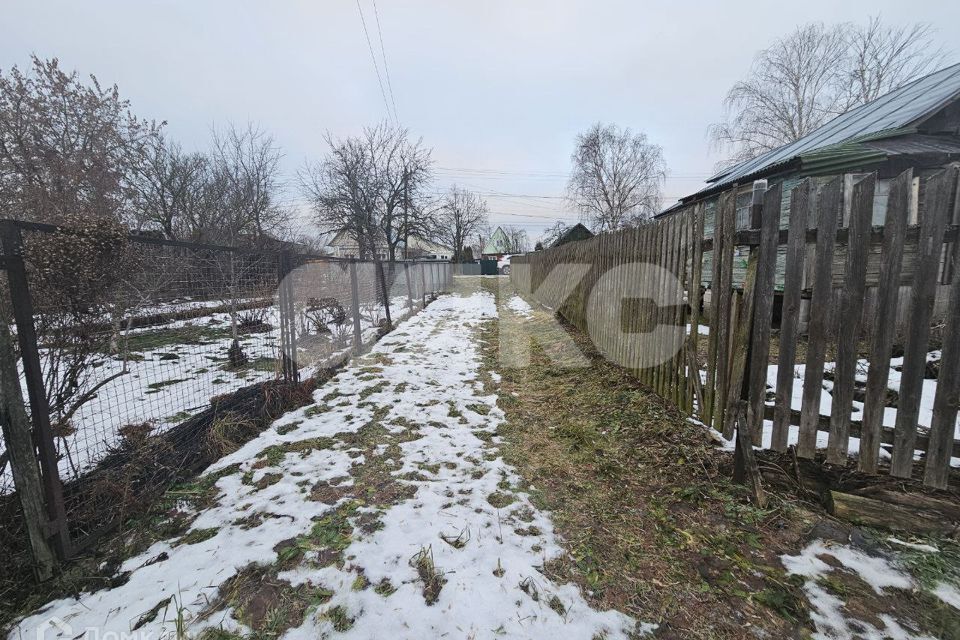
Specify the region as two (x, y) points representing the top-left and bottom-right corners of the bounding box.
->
(410, 545), (446, 605)
(479, 279), (815, 639)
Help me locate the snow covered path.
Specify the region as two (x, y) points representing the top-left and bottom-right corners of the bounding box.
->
(11, 290), (645, 640)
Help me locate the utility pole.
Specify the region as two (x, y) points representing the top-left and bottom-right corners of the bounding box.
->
(402, 168), (409, 260)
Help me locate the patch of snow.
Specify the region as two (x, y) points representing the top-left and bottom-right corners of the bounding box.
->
(887, 538), (939, 554)
(782, 540), (932, 640)
(10, 290), (649, 640)
(506, 295), (534, 319)
(934, 582), (960, 611)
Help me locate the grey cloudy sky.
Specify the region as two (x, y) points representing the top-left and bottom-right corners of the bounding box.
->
(3, 1), (958, 241)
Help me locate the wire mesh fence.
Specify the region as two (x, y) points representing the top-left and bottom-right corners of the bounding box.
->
(0, 218), (452, 581)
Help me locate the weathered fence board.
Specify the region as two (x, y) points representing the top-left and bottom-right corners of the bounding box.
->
(747, 183), (782, 441)
(827, 174), (875, 464)
(772, 180), (812, 451)
(798, 179), (842, 458)
(859, 170), (911, 473)
(511, 167), (959, 487)
(892, 167), (956, 478)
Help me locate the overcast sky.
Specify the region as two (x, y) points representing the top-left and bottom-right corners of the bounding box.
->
(3, 1), (958, 241)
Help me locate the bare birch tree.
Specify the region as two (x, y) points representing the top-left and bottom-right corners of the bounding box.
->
(540, 220), (570, 248)
(843, 17), (945, 107)
(566, 123), (666, 232)
(711, 18), (947, 164)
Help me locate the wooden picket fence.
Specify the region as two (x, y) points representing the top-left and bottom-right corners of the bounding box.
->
(511, 166), (960, 489)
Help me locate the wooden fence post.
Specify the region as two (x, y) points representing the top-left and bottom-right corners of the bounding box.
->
(726, 182), (766, 440)
(419, 261), (427, 305)
(0, 317), (56, 579)
(772, 180), (812, 452)
(826, 175), (875, 464)
(746, 182), (781, 443)
(349, 259), (362, 353)
(892, 167), (955, 477)
(859, 170), (911, 473)
(0, 221), (71, 559)
(797, 178), (842, 458)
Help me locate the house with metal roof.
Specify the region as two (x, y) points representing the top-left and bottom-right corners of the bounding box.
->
(660, 62), (960, 325)
(665, 62), (960, 219)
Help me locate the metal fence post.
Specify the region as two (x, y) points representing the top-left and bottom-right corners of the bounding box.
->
(349, 259), (362, 353)
(277, 250), (298, 383)
(0, 220), (71, 559)
(418, 261), (427, 306)
(404, 261), (413, 311)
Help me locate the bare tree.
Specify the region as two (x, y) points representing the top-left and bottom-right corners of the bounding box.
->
(0, 56), (161, 226)
(299, 130), (381, 259)
(566, 123), (666, 232)
(540, 220), (570, 248)
(206, 123), (288, 246)
(132, 136), (210, 239)
(843, 17), (945, 106)
(299, 123), (434, 328)
(711, 18), (947, 164)
(502, 226), (530, 254)
(432, 185), (488, 262)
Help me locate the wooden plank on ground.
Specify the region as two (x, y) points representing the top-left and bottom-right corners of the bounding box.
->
(747, 182), (782, 441)
(891, 168), (956, 478)
(827, 174), (876, 464)
(798, 178), (842, 458)
(828, 491), (959, 535)
(772, 180), (812, 451)
(859, 169), (912, 473)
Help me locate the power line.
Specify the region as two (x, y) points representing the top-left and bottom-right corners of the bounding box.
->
(435, 166), (712, 179)
(370, 0), (399, 123)
(355, 0), (394, 124)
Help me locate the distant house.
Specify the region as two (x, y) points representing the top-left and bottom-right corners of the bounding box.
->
(550, 223), (593, 248)
(405, 236), (453, 261)
(482, 227), (511, 258)
(325, 230), (452, 261)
